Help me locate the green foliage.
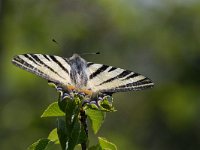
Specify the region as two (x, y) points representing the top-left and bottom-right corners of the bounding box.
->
(57, 97), (87, 150)
(28, 95), (117, 150)
(84, 97), (116, 112)
(27, 139), (50, 150)
(89, 137), (117, 150)
(98, 137), (117, 150)
(85, 109), (105, 134)
(28, 128), (60, 150)
(48, 128), (59, 144)
(41, 102), (65, 117)
(57, 118), (68, 150)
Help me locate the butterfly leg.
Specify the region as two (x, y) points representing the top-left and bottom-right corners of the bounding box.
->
(82, 92), (112, 107)
(61, 92), (73, 100)
(53, 85), (73, 100)
(97, 92), (113, 101)
(81, 95), (100, 107)
(78, 92), (86, 97)
(95, 92), (113, 107)
(82, 99), (90, 107)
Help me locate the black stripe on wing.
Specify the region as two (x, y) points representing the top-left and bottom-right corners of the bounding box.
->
(100, 77), (154, 93)
(117, 77), (153, 89)
(98, 70), (132, 86)
(12, 55), (48, 78)
(24, 54), (41, 66)
(43, 55), (51, 61)
(108, 67), (117, 72)
(122, 72), (140, 80)
(49, 55), (69, 74)
(12, 55), (67, 84)
(89, 65), (109, 79)
(30, 54), (65, 80)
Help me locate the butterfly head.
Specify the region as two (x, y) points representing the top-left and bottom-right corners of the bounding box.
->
(70, 53), (83, 60)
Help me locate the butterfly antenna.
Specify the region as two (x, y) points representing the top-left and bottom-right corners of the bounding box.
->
(80, 52), (100, 56)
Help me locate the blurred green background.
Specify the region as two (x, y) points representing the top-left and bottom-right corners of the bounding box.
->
(1, 0), (200, 149)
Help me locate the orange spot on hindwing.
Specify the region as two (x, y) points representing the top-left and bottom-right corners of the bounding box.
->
(66, 85), (93, 96)
(80, 89), (93, 96)
(66, 85), (76, 91)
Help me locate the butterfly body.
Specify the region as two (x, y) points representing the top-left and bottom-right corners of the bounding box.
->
(68, 54), (89, 89)
(12, 53), (154, 98)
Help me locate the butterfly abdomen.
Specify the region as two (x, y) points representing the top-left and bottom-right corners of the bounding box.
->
(69, 54), (89, 89)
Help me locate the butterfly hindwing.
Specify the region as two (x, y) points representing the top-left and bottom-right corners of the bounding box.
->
(12, 54), (71, 85)
(87, 62), (154, 93)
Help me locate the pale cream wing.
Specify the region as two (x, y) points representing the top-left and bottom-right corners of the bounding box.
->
(12, 54), (71, 85)
(87, 62), (154, 93)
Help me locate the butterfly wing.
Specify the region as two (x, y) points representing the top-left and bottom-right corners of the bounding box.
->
(87, 62), (154, 93)
(12, 54), (71, 85)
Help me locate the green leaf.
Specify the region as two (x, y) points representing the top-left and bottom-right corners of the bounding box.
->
(65, 98), (86, 150)
(86, 109), (105, 134)
(41, 102), (65, 117)
(57, 98), (88, 150)
(58, 97), (68, 112)
(98, 137), (117, 150)
(88, 144), (101, 150)
(89, 137), (117, 150)
(67, 115), (81, 150)
(48, 128), (59, 144)
(27, 138), (50, 150)
(57, 118), (68, 150)
(98, 98), (116, 112)
(65, 99), (79, 130)
(77, 123), (88, 144)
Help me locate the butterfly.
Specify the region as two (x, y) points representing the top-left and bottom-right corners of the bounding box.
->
(12, 53), (154, 99)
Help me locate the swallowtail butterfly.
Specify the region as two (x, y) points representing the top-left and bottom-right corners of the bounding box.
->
(12, 54), (154, 98)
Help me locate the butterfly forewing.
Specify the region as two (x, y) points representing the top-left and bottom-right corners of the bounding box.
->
(12, 54), (71, 85)
(87, 62), (154, 93)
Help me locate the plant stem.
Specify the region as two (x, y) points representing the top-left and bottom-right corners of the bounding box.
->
(81, 143), (87, 150)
